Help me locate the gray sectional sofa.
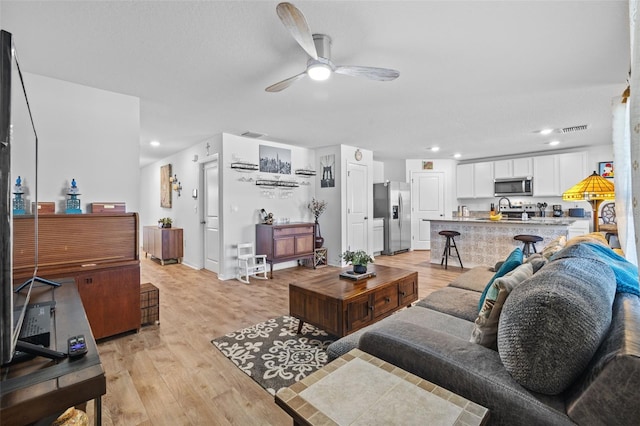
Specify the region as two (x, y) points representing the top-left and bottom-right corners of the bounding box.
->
(326, 241), (640, 425)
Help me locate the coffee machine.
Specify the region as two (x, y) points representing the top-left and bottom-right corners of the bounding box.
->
(552, 205), (563, 217)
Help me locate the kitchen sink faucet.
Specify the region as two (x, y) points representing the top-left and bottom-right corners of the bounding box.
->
(498, 197), (512, 212)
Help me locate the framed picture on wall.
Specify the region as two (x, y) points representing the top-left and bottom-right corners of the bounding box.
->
(422, 161), (434, 170)
(320, 154), (335, 188)
(259, 145), (291, 174)
(160, 164), (172, 208)
(598, 161), (614, 179)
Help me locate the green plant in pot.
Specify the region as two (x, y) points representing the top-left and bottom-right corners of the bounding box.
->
(341, 250), (374, 274)
(158, 217), (173, 228)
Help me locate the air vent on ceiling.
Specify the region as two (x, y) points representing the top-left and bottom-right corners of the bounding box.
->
(241, 131), (266, 139)
(560, 124), (588, 134)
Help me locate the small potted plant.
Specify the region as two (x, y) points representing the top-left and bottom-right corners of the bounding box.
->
(341, 250), (374, 274)
(158, 217), (173, 228)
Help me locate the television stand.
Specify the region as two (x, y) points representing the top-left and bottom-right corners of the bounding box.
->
(14, 276), (61, 293)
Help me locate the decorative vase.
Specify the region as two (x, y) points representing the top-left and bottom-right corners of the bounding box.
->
(315, 220), (324, 248)
(353, 264), (367, 274)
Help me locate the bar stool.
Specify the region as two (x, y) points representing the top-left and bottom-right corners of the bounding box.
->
(439, 230), (463, 269)
(514, 234), (543, 257)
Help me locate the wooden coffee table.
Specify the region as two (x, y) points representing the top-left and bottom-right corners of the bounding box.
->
(289, 264), (418, 337)
(275, 348), (489, 425)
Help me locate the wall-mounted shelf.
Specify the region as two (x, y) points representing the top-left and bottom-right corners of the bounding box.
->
(231, 162), (259, 171)
(295, 169), (316, 177)
(256, 179), (300, 188)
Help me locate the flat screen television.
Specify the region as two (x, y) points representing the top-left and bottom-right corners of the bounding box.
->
(1, 30), (63, 365)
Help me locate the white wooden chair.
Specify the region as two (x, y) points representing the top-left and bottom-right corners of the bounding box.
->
(236, 242), (268, 284)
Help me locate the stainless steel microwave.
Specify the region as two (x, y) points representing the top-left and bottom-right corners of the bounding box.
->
(494, 177), (533, 196)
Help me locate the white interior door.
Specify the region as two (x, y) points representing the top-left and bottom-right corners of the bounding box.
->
(204, 159), (219, 273)
(347, 162), (368, 252)
(411, 171), (445, 250)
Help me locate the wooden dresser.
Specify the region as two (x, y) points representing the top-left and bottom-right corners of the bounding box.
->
(142, 226), (184, 265)
(13, 213), (141, 340)
(256, 223), (315, 277)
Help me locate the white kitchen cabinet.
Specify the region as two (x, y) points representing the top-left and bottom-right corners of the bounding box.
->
(558, 152), (587, 194)
(533, 155), (559, 196)
(456, 162), (494, 198)
(494, 158), (533, 179)
(513, 157), (533, 177)
(373, 218), (384, 254)
(456, 163), (475, 198)
(567, 219), (591, 239)
(474, 162), (495, 198)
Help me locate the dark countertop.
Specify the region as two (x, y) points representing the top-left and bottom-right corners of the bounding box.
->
(433, 217), (582, 226)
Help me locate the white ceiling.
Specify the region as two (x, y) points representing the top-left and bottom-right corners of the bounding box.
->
(0, 1), (630, 167)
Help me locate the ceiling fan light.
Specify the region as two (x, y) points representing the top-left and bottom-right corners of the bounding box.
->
(308, 63), (331, 81)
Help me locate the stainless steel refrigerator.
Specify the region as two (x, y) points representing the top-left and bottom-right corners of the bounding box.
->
(374, 182), (411, 255)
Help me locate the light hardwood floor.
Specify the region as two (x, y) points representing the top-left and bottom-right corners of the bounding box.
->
(89, 250), (462, 425)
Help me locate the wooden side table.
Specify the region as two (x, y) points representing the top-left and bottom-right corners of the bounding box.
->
(143, 226), (183, 265)
(276, 349), (489, 426)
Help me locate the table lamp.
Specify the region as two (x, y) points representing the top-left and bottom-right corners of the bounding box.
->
(562, 171), (615, 232)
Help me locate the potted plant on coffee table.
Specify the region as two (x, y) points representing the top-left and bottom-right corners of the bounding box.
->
(341, 250), (374, 274)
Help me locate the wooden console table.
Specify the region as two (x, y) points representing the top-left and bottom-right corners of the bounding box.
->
(143, 226), (184, 265)
(1, 279), (106, 426)
(256, 223), (315, 278)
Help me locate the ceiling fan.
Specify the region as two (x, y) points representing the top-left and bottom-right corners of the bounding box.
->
(265, 2), (400, 92)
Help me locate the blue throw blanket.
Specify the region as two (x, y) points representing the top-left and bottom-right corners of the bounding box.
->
(581, 242), (640, 296)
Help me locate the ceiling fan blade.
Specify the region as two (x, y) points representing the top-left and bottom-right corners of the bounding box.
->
(276, 2), (318, 60)
(265, 72), (307, 92)
(334, 65), (400, 81)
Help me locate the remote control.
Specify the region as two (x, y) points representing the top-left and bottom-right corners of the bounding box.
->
(67, 335), (88, 358)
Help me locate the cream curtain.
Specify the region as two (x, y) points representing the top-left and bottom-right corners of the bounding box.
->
(612, 101), (637, 264)
(631, 0), (640, 266)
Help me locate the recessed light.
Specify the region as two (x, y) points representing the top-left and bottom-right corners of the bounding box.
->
(540, 128), (554, 135)
(453, 153), (461, 159)
(150, 140), (160, 147)
(430, 146), (440, 152)
(548, 140), (560, 146)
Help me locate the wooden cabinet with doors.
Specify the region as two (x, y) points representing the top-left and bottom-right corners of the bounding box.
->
(13, 213), (141, 340)
(256, 223), (315, 277)
(143, 226), (184, 265)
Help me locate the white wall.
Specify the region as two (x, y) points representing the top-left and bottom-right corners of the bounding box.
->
(11, 73), (140, 213)
(315, 145), (342, 265)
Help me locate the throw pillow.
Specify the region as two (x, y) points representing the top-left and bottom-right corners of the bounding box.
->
(565, 232), (609, 248)
(470, 262), (533, 349)
(497, 255), (616, 395)
(540, 235), (566, 259)
(477, 248), (523, 311)
(523, 253), (548, 273)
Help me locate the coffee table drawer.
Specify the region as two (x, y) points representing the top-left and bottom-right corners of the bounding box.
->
(373, 285), (399, 318)
(399, 274), (418, 305)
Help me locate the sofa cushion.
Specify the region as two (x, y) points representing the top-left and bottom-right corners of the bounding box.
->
(448, 266), (495, 292)
(477, 248), (523, 311)
(325, 305), (474, 361)
(470, 263), (533, 349)
(417, 287), (481, 322)
(497, 252), (616, 395)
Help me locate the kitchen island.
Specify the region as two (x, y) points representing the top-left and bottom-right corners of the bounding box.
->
(430, 217), (587, 269)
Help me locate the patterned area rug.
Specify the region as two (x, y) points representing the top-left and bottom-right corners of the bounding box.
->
(212, 316), (335, 395)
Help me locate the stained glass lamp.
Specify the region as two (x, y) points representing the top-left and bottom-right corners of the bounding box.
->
(12, 176), (26, 215)
(562, 171), (615, 232)
(65, 178), (82, 214)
